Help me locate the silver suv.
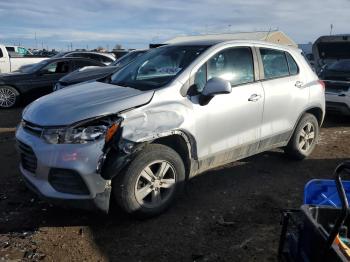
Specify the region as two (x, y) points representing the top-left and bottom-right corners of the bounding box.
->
(16, 40), (325, 217)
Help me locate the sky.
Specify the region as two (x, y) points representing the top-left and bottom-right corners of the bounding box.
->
(0, 0), (349, 51)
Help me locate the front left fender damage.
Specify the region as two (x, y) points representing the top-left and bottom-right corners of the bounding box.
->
(100, 107), (196, 181)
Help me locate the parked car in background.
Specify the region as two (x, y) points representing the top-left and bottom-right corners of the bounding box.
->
(319, 60), (350, 115)
(313, 35), (350, 115)
(0, 57), (104, 108)
(52, 51), (116, 65)
(54, 50), (147, 91)
(16, 40), (325, 217)
(0, 44), (48, 73)
(32, 49), (59, 57)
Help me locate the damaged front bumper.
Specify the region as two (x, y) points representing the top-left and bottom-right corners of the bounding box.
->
(16, 125), (113, 213)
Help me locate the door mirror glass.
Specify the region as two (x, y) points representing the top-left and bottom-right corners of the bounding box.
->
(202, 77), (232, 97)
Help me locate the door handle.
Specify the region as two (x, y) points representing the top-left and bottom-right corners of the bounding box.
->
(248, 94), (262, 102)
(295, 81), (304, 88)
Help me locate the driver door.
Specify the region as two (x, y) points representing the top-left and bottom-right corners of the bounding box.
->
(189, 46), (264, 171)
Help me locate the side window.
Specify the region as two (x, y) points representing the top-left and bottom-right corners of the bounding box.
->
(0, 48), (3, 58)
(260, 48), (289, 79)
(194, 47), (254, 92)
(42, 61), (70, 74)
(286, 52), (299, 75)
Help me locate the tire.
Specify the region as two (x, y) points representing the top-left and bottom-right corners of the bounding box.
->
(285, 113), (319, 160)
(0, 86), (20, 108)
(113, 144), (185, 218)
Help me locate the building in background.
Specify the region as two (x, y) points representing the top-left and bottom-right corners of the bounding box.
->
(163, 30), (298, 47)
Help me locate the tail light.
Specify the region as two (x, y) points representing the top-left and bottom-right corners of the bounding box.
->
(318, 80), (325, 90)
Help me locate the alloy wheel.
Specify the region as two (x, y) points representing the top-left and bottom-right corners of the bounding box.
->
(0, 88), (16, 108)
(298, 122), (315, 153)
(134, 160), (176, 208)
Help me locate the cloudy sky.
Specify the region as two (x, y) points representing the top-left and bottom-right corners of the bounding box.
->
(0, 0), (349, 50)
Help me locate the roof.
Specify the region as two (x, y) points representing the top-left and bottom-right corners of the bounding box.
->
(42, 57), (105, 65)
(68, 51), (115, 59)
(164, 31), (297, 48)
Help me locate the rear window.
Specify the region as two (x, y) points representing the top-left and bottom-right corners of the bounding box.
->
(260, 48), (289, 79)
(74, 60), (101, 69)
(98, 55), (114, 63)
(5, 47), (15, 52)
(0, 48), (3, 58)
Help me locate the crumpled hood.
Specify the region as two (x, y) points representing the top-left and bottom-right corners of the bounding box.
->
(23, 81), (154, 126)
(59, 66), (118, 85)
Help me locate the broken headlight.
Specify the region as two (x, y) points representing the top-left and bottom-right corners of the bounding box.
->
(42, 125), (108, 144)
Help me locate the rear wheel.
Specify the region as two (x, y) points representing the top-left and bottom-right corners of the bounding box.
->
(285, 113), (319, 160)
(113, 144), (185, 218)
(0, 86), (20, 108)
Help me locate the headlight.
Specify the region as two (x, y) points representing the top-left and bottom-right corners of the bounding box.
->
(42, 123), (119, 144)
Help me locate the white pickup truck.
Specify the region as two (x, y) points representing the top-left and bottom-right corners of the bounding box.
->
(0, 44), (48, 73)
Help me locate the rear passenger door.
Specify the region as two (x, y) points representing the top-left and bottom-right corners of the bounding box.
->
(258, 48), (308, 149)
(190, 46), (264, 169)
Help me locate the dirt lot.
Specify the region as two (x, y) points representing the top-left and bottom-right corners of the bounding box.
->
(0, 107), (349, 262)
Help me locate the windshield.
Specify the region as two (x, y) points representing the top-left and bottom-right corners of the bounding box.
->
(111, 50), (147, 67)
(110, 45), (208, 91)
(328, 60), (350, 72)
(20, 60), (49, 73)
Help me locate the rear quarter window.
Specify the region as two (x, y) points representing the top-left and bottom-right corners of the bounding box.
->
(0, 48), (3, 58)
(286, 52), (299, 75)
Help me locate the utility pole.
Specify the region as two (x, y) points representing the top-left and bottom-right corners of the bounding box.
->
(35, 32), (37, 49)
(330, 24), (334, 35)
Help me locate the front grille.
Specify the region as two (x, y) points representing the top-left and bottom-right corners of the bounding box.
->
(17, 140), (37, 173)
(22, 121), (43, 137)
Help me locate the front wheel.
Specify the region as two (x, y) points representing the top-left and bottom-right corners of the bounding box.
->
(113, 144), (185, 218)
(0, 86), (20, 108)
(285, 113), (319, 160)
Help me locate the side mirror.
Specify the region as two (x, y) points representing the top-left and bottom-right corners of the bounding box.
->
(202, 77), (232, 97)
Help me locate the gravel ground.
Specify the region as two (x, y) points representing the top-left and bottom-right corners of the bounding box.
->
(0, 107), (349, 262)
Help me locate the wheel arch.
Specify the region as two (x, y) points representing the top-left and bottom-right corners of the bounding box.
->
(150, 131), (197, 179)
(0, 84), (21, 94)
(305, 107), (324, 126)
